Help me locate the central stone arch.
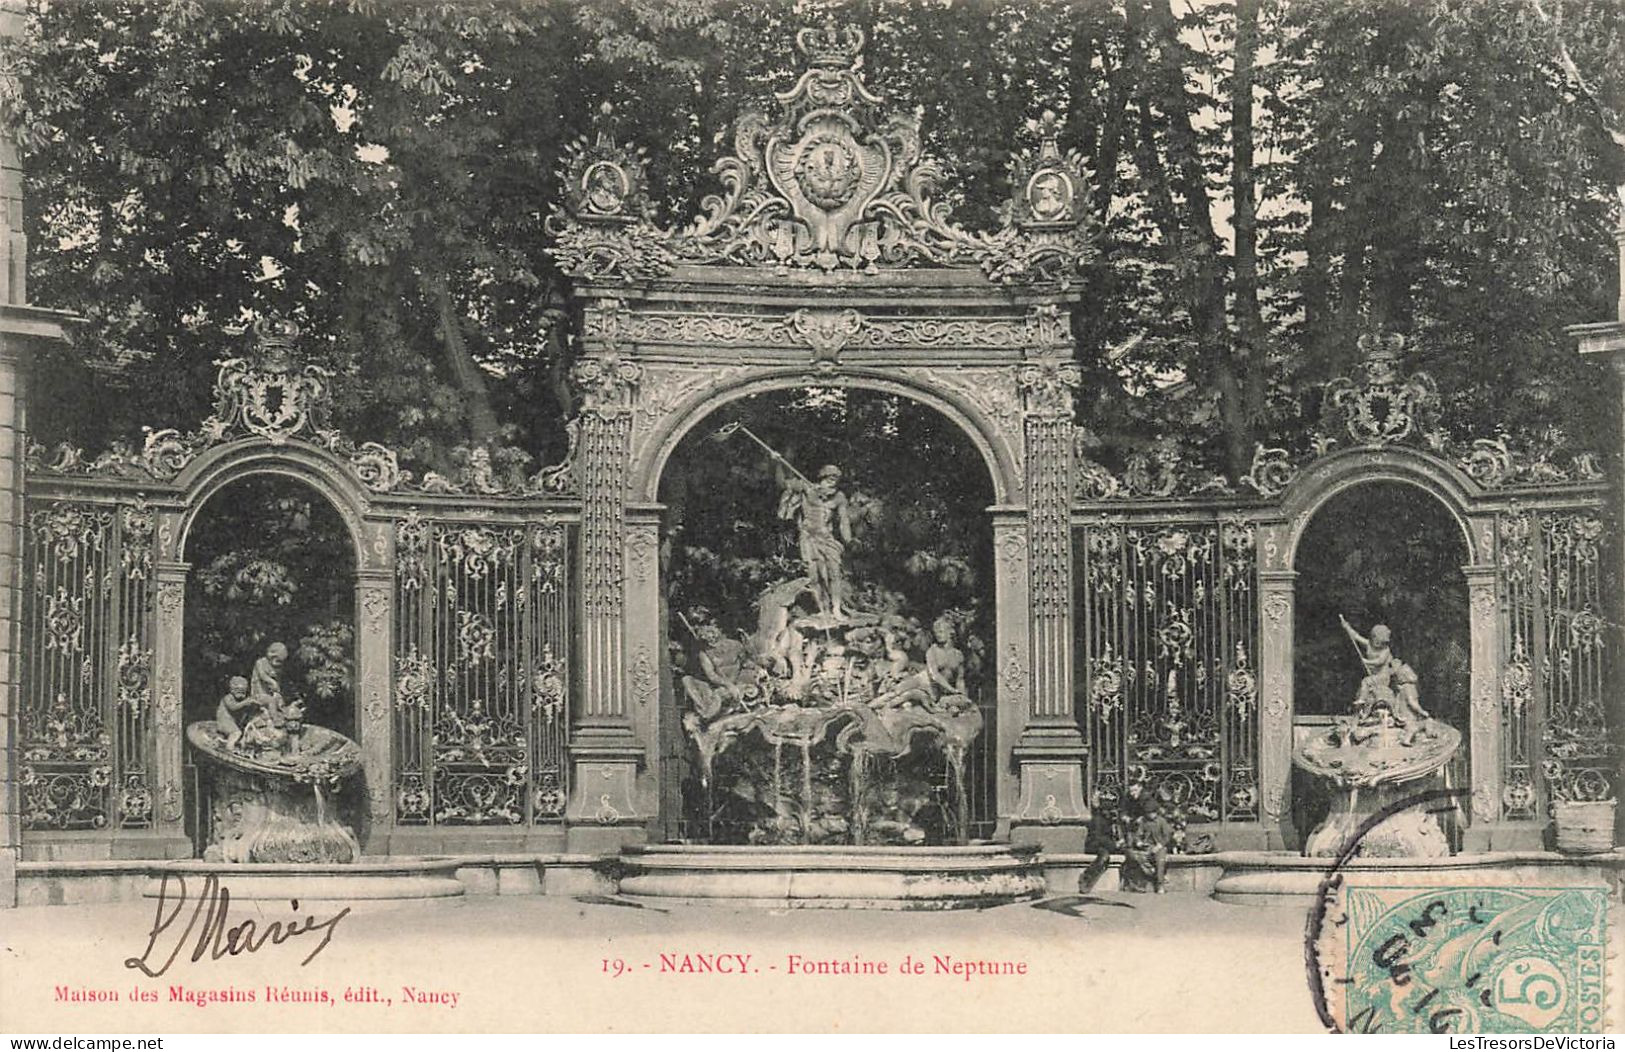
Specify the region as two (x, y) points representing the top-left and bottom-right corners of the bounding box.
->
(544, 21), (1104, 851)
(556, 281), (1091, 851)
(633, 367), (1022, 507)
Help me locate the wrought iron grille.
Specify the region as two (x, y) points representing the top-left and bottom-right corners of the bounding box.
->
(393, 513), (572, 826)
(20, 498), (155, 831)
(1497, 506), (1614, 820)
(1076, 519), (1260, 833)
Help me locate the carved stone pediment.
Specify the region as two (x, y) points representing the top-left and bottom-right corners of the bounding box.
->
(546, 18), (1098, 285)
(675, 22), (974, 272)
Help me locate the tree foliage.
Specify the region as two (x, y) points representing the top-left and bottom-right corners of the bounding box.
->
(5, 0), (1624, 476)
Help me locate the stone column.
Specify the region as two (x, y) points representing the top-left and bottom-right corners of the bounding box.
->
(0, 0), (23, 906)
(563, 349), (645, 850)
(152, 561), (189, 848)
(1258, 564), (1297, 850)
(1569, 195), (1625, 851)
(990, 507), (1029, 837)
(0, 327), (22, 904)
(1, 0), (25, 310)
(354, 564), (393, 852)
(1615, 196), (1625, 326)
(1009, 356), (1088, 849)
(622, 504), (662, 822)
(1460, 564), (1504, 851)
(0, 1), (76, 904)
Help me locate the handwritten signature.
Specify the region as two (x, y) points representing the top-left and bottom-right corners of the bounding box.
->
(124, 873), (350, 977)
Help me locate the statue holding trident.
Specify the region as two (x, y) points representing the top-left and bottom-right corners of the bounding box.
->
(1338, 614), (1432, 745)
(716, 422), (853, 618)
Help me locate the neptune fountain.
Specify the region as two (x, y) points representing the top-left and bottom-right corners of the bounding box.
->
(678, 425), (984, 847)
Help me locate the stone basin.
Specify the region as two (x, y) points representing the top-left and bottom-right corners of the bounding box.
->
(139, 858), (467, 908)
(187, 721), (363, 864)
(616, 843), (1046, 910)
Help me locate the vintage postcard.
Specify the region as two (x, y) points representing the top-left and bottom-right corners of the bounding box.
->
(2, 0), (1623, 1036)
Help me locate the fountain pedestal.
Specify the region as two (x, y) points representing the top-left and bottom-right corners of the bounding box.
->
(187, 721), (362, 864)
(1304, 780), (1454, 858)
(1294, 715), (1461, 859)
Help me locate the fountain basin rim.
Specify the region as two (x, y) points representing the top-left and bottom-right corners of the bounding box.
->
(1291, 721), (1462, 786)
(138, 857), (468, 905)
(142, 858), (465, 876)
(626, 843), (1038, 858)
(617, 843), (1047, 909)
(186, 720), (363, 782)
(1210, 849), (1625, 906)
(1213, 848), (1625, 870)
(620, 844), (1044, 875)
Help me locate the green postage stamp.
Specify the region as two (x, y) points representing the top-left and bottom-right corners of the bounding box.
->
(1313, 881), (1612, 1034)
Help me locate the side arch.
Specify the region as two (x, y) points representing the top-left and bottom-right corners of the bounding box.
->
(630, 367), (1021, 506)
(172, 440), (372, 566)
(1278, 447), (1483, 568)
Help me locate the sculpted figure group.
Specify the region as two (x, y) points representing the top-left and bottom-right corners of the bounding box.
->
(1336, 614), (1435, 747)
(681, 607), (972, 721)
(679, 426), (988, 847)
(689, 424), (975, 722)
(214, 641), (311, 762)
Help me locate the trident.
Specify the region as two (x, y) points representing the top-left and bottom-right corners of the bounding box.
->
(713, 421), (812, 486)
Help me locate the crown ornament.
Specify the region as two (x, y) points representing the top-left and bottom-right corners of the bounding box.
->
(1323, 332), (1439, 445)
(796, 19), (864, 70)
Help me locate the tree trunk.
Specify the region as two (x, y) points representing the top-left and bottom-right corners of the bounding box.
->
(1076, 2), (1130, 225)
(1139, 0), (1250, 475)
(1231, 0), (1267, 435)
(1303, 171), (1332, 374)
(430, 273), (501, 444)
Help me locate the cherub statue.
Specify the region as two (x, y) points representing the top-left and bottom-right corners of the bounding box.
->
(249, 641), (289, 722)
(877, 620), (911, 690)
(215, 675), (256, 749)
(238, 698), (308, 761)
(1339, 614), (1431, 744)
(1340, 615), (1396, 717)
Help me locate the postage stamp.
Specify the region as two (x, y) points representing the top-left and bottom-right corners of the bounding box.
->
(1313, 880), (1612, 1034)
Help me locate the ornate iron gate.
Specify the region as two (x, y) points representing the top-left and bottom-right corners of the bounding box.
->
(19, 498), (155, 831)
(1077, 518), (1260, 831)
(1496, 506), (1614, 820)
(392, 513), (572, 826)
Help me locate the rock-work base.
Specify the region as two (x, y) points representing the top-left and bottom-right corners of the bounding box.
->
(188, 722), (362, 864)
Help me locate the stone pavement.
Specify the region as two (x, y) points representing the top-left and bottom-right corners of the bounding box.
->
(3, 889), (1329, 1033)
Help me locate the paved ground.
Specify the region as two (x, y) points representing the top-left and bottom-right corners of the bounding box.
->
(3, 889), (1328, 1033)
